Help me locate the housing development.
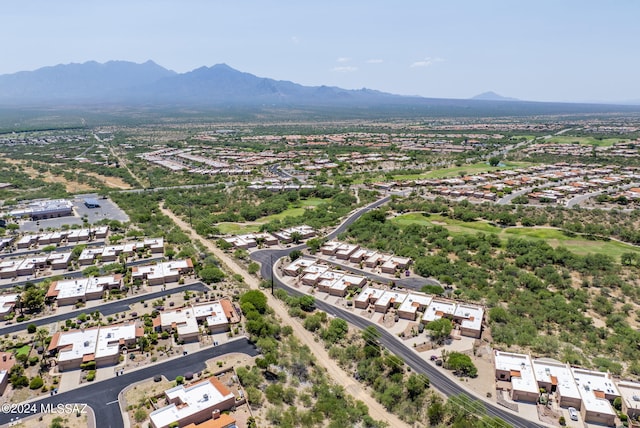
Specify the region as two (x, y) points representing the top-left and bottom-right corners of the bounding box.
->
(1, 41), (640, 428)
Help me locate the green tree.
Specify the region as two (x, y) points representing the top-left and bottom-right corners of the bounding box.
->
(306, 237), (325, 253)
(240, 290), (268, 314)
(50, 417), (65, 428)
(303, 313), (325, 332)
(298, 295), (315, 312)
(290, 232), (303, 244)
(406, 373), (430, 400)
(35, 328), (49, 348)
(247, 262), (260, 275)
(445, 352), (478, 377)
(29, 376), (44, 389)
(426, 318), (453, 344)
(199, 266), (225, 284)
(245, 386), (263, 406)
(82, 265), (100, 277)
(362, 325), (381, 344)
(488, 157), (501, 167)
(322, 318), (349, 343)
(289, 249), (303, 261)
(134, 408), (147, 423)
(22, 283), (45, 312)
(428, 395), (445, 425)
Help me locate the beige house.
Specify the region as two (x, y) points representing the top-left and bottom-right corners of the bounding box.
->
(149, 377), (238, 428)
(618, 380), (640, 420)
(47, 322), (142, 371)
(571, 368), (618, 426)
(132, 259), (193, 286)
(46, 275), (122, 306)
(494, 351), (539, 403)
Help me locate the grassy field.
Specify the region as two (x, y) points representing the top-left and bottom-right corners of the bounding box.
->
(392, 213), (640, 261)
(503, 227), (640, 260)
(545, 136), (629, 147)
(15, 344), (30, 358)
(217, 222), (261, 235)
(296, 198), (327, 207)
(392, 213), (502, 234)
(391, 161), (536, 181)
(352, 161), (536, 184)
(217, 197), (331, 235)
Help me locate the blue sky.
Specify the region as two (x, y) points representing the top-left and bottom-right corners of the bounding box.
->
(2, 1), (639, 103)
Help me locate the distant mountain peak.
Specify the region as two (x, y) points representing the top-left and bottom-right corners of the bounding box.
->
(471, 91), (519, 101)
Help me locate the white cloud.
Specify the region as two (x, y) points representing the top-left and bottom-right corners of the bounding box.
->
(291, 36), (300, 45)
(331, 66), (358, 73)
(410, 57), (444, 68)
(337, 57), (351, 63)
(366, 59), (384, 64)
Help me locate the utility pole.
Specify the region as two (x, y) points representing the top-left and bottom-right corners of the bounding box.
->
(270, 254), (274, 295)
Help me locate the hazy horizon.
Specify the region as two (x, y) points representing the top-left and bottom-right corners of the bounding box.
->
(3, 1), (639, 104)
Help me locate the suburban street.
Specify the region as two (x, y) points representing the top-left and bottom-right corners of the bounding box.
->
(0, 338), (258, 428)
(250, 195), (547, 428)
(0, 282), (209, 336)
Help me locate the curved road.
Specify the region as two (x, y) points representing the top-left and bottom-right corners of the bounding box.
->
(0, 338), (259, 428)
(250, 195), (545, 428)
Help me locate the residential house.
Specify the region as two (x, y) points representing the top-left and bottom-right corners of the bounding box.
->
(149, 377), (237, 428)
(494, 351), (539, 403)
(571, 368), (619, 426)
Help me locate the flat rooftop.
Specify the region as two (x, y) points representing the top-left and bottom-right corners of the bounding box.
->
(455, 304), (484, 332)
(494, 351), (539, 394)
(354, 286), (386, 304)
(95, 323), (137, 359)
(193, 301), (227, 327)
(422, 299), (457, 323)
(55, 328), (100, 363)
(617, 381), (640, 416)
(572, 368), (618, 415)
(398, 293), (433, 314)
(149, 378), (235, 428)
(375, 290), (407, 308)
(531, 359), (581, 401)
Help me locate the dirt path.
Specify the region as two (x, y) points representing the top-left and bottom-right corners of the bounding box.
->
(159, 203), (408, 428)
(107, 143), (145, 189)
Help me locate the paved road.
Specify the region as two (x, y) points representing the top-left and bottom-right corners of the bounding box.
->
(268, 269), (544, 427)
(250, 195), (545, 428)
(250, 195), (393, 281)
(0, 338), (259, 428)
(565, 190), (604, 208)
(0, 282), (209, 336)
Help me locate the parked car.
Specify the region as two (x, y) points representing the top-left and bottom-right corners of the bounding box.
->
(430, 355), (439, 361)
(568, 407), (578, 421)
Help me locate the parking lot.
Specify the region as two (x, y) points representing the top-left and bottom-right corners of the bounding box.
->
(20, 194), (130, 232)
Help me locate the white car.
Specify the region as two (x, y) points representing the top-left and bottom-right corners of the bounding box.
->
(568, 407), (578, 421)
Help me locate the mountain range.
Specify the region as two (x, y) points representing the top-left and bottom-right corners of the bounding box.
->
(0, 60), (398, 107)
(471, 91), (519, 102)
(1, 60), (640, 117)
